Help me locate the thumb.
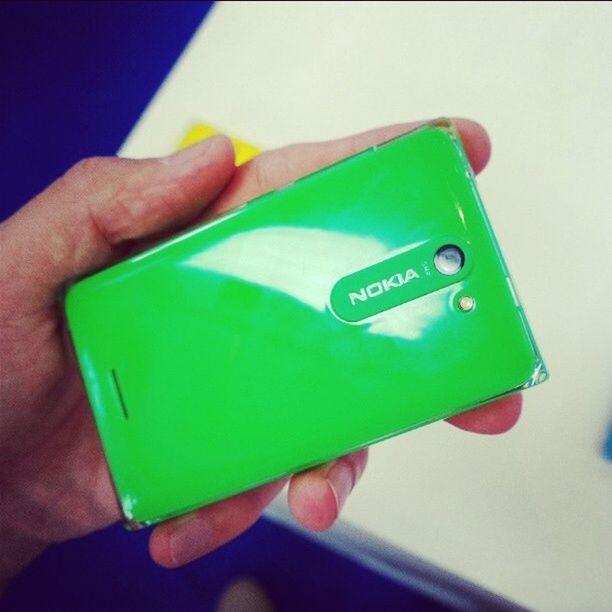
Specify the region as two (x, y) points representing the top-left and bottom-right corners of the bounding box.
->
(0, 135), (235, 311)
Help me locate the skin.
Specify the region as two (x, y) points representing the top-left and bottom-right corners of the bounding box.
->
(0, 118), (521, 585)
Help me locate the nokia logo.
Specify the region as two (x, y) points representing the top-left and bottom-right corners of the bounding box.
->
(348, 269), (421, 305)
(330, 241), (468, 323)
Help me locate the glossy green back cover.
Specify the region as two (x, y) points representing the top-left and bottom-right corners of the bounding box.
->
(65, 124), (546, 526)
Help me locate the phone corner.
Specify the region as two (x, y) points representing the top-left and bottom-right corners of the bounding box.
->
(520, 353), (549, 390)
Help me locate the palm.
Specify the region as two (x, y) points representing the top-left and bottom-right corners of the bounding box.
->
(0, 299), (119, 542)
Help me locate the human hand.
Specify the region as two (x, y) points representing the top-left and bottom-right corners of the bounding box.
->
(0, 119), (521, 581)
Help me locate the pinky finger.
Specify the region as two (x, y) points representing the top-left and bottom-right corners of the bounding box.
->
(446, 394), (522, 434)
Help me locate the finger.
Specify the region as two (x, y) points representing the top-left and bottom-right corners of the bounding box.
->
(149, 478), (287, 568)
(287, 449), (368, 532)
(211, 118), (490, 215)
(446, 394), (522, 435)
(0, 135), (235, 311)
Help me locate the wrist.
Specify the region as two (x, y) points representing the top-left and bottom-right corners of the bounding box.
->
(0, 524), (47, 591)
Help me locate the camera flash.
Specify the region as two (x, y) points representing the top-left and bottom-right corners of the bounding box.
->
(458, 296), (475, 312)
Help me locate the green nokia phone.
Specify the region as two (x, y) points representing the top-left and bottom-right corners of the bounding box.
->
(65, 121), (547, 527)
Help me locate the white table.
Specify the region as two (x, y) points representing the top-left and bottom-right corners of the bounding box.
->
(121, 3), (612, 609)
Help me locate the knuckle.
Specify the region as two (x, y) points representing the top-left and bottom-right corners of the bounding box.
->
(249, 148), (295, 195)
(251, 155), (273, 194)
(87, 191), (136, 247)
(64, 156), (113, 188)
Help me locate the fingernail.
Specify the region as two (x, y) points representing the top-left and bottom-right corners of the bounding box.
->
(170, 517), (211, 565)
(326, 461), (355, 514)
(162, 135), (225, 168)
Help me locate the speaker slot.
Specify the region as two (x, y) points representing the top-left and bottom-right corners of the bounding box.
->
(110, 369), (129, 420)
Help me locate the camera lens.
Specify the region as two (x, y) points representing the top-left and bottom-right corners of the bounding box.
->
(434, 245), (465, 275)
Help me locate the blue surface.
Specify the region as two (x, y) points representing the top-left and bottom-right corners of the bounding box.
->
(0, 1), (214, 221)
(2, 520), (449, 612)
(0, 3), (452, 611)
(604, 421), (612, 461)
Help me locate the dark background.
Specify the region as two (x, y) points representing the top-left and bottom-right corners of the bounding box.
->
(0, 1), (213, 220)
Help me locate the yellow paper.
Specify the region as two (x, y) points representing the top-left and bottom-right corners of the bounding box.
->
(178, 123), (261, 166)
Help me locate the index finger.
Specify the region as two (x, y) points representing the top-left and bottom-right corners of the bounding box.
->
(211, 118), (491, 215)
